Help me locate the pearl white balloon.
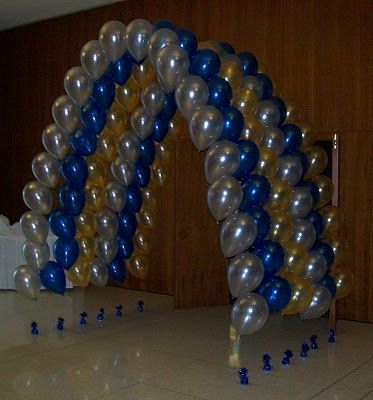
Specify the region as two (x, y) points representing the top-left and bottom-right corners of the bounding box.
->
(64, 66), (93, 106)
(148, 28), (179, 67)
(125, 19), (153, 62)
(301, 250), (328, 283)
(255, 100), (280, 127)
(130, 106), (154, 140)
(96, 208), (119, 239)
(42, 124), (70, 160)
(80, 40), (108, 79)
(278, 155), (303, 186)
(22, 241), (50, 270)
(96, 236), (118, 263)
(289, 187), (313, 219)
(263, 127), (285, 156)
(90, 258), (108, 287)
(13, 265), (41, 300)
(106, 181), (127, 213)
(118, 130), (140, 163)
(111, 156), (135, 185)
(300, 284), (332, 320)
(22, 181), (52, 214)
(20, 211), (48, 245)
(99, 20), (127, 62)
(291, 219), (317, 250)
(141, 81), (166, 116)
(32, 152), (60, 189)
(52, 95), (79, 133)
(241, 75), (264, 99)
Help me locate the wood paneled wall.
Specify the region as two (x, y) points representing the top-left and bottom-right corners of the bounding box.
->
(0, 0), (371, 319)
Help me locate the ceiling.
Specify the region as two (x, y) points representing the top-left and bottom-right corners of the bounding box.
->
(0, 0), (123, 31)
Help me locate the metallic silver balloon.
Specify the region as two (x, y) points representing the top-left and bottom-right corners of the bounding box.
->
(255, 100), (280, 128)
(141, 81), (166, 116)
(278, 155), (303, 186)
(125, 19), (153, 63)
(20, 211), (48, 245)
(220, 212), (257, 258)
(301, 250), (328, 283)
(22, 241), (50, 270)
(207, 175), (243, 221)
(204, 140), (240, 184)
(231, 293), (269, 335)
(175, 75), (209, 121)
(80, 40), (108, 80)
(95, 208), (118, 239)
(64, 66), (93, 106)
(111, 156), (135, 185)
(118, 130), (140, 162)
(241, 75), (264, 99)
(228, 252), (264, 297)
(289, 187), (313, 219)
(300, 284), (332, 320)
(90, 257), (108, 287)
(130, 106), (154, 140)
(189, 105), (224, 151)
(13, 265), (41, 300)
(99, 20), (126, 62)
(148, 28), (179, 67)
(52, 95), (79, 133)
(22, 181), (53, 214)
(291, 219), (317, 250)
(96, 236), (118, 263)
(42, 123), (70, 160)
(156, 43), (189, 93)
(106, 181), (127, 213)
(32, 152), (60, 188)
(263, 127), (285, 156)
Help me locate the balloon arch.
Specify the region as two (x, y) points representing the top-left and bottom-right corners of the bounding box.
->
(13, 19), (352, 335)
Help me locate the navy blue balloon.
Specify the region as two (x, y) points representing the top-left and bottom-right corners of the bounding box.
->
(312, 241), (335, 267)
(108, 51), (134, 85)
(253, 240), (285, 280)
(133, 161), (150, 188)
(257, 276), (291, 312)
(117, 211), (137, 240)
(208, 76), (232, 110)
(80, 99), (107, 135)
(269, 96), (287, 125)
(190, 49), (220, 81)
(255, 73), (273, 99)
(220, 41), (235, 54)
(138, 137), (155, 166)
(49, 209), (76, 239)
(153, 19), (176, 31)
(220, 106), (244, 141)
(53, 237), (79, 270)
(59, 184), (85, 216)
(240, 174), (271, 211)
(160, 93), (177, 120)
(234, 140), (260, 181)
(70, 128), (97, 156)
(152, 115), (169, 142)
(107, 256), (127, 282)
(117, 237), (134, 260)
(61, 154), (88, 189)
(318, 274), (337, 298)
(125, 185), (142, 213)
(305, 210), (324, 236)
(249, 208), (271, 245)
(282, 124), (303, 151)
(238, 52), (258, 75)
(91, 73), (115, 109)
(287, 149), (308, 179)
(39, 261), (66, 295)
(301, 180), (320, 204)
(176, 28), (197, 53)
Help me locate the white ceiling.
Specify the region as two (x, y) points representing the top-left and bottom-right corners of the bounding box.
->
(0, 0), (123, 31)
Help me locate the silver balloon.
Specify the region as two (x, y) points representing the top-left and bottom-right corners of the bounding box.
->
(189, 105), (223, 151)
(156, 43), (189, 93)
(111, 156), (135, 185)
(22, 241), (50, 270)
(141, 81), (166, 116)
(289, 187), (313, 219)
(231, 293), (269, 335)
(148, 28), (179, 67)
(175, 75), (209, 121)
(291, 219), (317, 250)
(52, 95), (79, 133)
(204, 140), (240, 184)
(90, 257), (108, 287)
(95, 208), (118, 239)
(22, 181), (52, 214)
(220, 212), (257, 258)
(106, 181), (127, 212)
(255, 100), (280, 128)
(130, 106), (154, 140)
(263, 127), (285, 156)
(278, 155), (303, 186)
(96, 236), (118, 263)
(42, 123), (70, 160)
(32, 152), (60, 188)
(300, 284), (332, 320)
(80, 40), (108, 80)
(20, 211), (48, 245)
(125, 19), (153, 63)
(301, 250), (328, 283)
(241, 75), (264, 99)
(207, 175), (243, 221)
(99, 20), (127, 62)
(13, 265), (41, 300)
(228, 253), (264, 297)
(118, 130), (140, 162)
(64, 66), (93, 106)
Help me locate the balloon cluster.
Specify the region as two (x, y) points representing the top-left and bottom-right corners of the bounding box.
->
(13, 18), (352, 335)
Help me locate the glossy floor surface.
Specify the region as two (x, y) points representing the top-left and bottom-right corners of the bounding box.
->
(0, 287), (372, 400)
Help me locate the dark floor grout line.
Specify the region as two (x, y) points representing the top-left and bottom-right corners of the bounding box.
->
(359, 389), (373, 400)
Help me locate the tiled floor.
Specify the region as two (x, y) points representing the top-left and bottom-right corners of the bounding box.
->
(0, 287), (372, 399)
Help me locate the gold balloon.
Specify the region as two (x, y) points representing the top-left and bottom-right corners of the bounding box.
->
(126, 253), (149, 279)
(142, 186), (157, 211)
(106, 102), (128, 136)
(267, 212), (294, 245)
(76, 210), (96, 237)
(265, 178), (292, 212)
(76, 235), (96, 261)
(319, 205), (343, 237)
(65, 256), (90, 287)
(284, 99), (299, 124)
(304, 146), (328, 178)
(134, 229), (151, 253)
(155, 142), (171, 162)
(330, 268), (353, 300)
(133, 57), (155, 89)
(137, 207), (155, 228)
(312, 175), (334, 209)
(280, 271), (313, 315)
(240, 118), (264, 144)
(116, 76), (140, 112)
(151, 163), (168, 186)
(219, 54), (244, 92)
(197, 40), (224, 55)
(232, 88), (259, 119)
(96, 130), (118, 162)
(282, 242), (308, 275)
(298, 120), (316, 150)
(254, 147), (279, 179)
(84, 183), (106, 212)
(87, 158), (107, 186)
(322, 235), (346, 267)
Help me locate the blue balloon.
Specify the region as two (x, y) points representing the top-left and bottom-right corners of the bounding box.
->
(249, 208), (271, 245)
(117, 211), (137, 240)
(269, 96), (287, 125)
(240, 174), (271, 211)
(39, 261), (66, 295)
(125, 184), (142, 213)
(152, 115), (169, 142)
(255, 73), (273, 99)
(305, 210), (324, 236)
(238, 52), (258, 75)
(287, 149), (308, 179)
(117, 237), (134, 260)
(220, 106), (244, 141)
(176, 28), (197, 53)
(80, 99), (107, 135)
(190, 49), (221, 81)
(282, 124), (303, 151)
(312, 241), (335, 267)
(108, 256), (127, 283)
(70, 128), (97, 156)
(220, 41), (235, 54)
(49, 209), (76, 239)
(59, 183), (85, 216)
(133, 161), (150, 188)
(61, 154), (88, 189)
(234, 140), (260, 181)
(318, 274), (337, 298)
(253, 240), (285, 280)
(138, 137), (155, 166)
(208, 76), (232, 110)
(160, 92), (177, 121)
(53, 237), (79, 270)
(108, 51), (134, 85)
(153, 19), (176, 31)
(257, 276), (291, 312)
(300, 180), (320, 204)
(91, 73), (115, 110)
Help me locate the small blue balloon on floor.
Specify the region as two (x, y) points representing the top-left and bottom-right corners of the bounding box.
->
(80, 311), (87, 326)
(238, 367), (249, 385)
(115, 304), (123, 317)
(311, 335), (319, 349)
(138, 300), (144, 312)
(31, 321), (39, 336)
(328, 329), (336, 343)
(97, 308), (105, 324)
(262, 353), (272, 371)
(56, 317), (64, 331)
